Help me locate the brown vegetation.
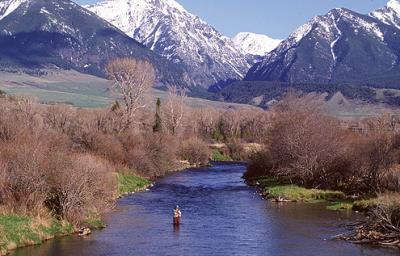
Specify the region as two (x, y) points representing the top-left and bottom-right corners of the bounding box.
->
(0, 59), (270, 229)
(178, 137), (211, 166)
(244, 92), (400, 245)
(335, 193), (400, 247)
(106, 58), (155, 131)
(245, 93), (400, 195)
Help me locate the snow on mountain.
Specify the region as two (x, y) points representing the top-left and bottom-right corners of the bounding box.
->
(245, 7), (400, 84)
(0, 0), (28, 20)
(232, 32), (281, 56)
(371, 0), (400, 29)
(85, 0), (251, 88)
(0, 0), (188, 86)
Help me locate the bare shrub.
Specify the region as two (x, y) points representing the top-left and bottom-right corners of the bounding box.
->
(123, 132), (178, 177)
(178, 137), (211, 166)
(0, 138), (49, 215)
(244, 149), (273, 179)
(45, 154), (116, 225)
(226, 141), (246, 161)
(264, 93), (350, 188)
(357, 116), (400, 193)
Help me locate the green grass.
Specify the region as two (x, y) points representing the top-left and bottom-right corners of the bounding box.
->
(39, 219), (74, 238)
(0, 70), (256, 110)
(0, 86), (112, 108)
(326, 201), (354, 211)
(265, 185), (345, 202)
(83, 214), (106, 229)
(327, 196), (385, 212)
(0, 215), (73, 254)
(352, 198), (381, 211)
(116, 173), (151, 196)
(212, 149), (232, 161)
(252, 178), (398, 213)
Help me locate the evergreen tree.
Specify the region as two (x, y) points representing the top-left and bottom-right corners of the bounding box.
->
(153, 98), (162, 132)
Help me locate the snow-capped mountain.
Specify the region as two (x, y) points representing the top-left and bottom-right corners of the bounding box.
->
(245, 4), (400, 86)
(0, 0), (27, 20)
(232, 32), (282, 56)
(86, 0), (251, 88)
(0, 0), (188, 86)
(371, 0), (400, 29)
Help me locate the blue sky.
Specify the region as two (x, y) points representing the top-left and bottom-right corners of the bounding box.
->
(78, 0), (389, 39)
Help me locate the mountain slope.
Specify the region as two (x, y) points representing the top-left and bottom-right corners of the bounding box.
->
(245, 4), (400, 87)
(232, 32), (282, 56)
(0, 0), (27, 20)
(371, 0), (400, 29)
(86, 0), (251, 88)
(0, 0), (189, 86)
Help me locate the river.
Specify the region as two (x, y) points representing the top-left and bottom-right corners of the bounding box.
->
(12, 163), (399, 256)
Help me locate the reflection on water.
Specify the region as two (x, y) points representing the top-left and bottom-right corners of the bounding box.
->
(12, 164), (399, 256)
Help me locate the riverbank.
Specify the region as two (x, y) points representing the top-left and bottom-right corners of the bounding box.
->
(12, 163), (399, 256)
(0, 160), (199, 256)
(0, 173), (152, 255)
(247, 177), (383, 212)
(248, 177), (345, 204)
(0, 215), (74, 255)
(247, 176), (400, 249)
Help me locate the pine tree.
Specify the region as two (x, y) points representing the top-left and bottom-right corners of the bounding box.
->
(153, 98), (162, 132)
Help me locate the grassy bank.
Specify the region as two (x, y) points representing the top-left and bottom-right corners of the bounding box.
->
(252, 177), (347, 205)
(250, 177), (384, 213)
(266, 185), (345, 202)
(116, 173), (152, 197)
(0, 173), (151, 255)
(0, 215), (73, 255)
(211, 149), (232, 161)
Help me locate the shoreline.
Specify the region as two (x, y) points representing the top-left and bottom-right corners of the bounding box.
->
(0, 173), (152, 256)
(0, 162), (198, 256)
(246, 176), (400, 250)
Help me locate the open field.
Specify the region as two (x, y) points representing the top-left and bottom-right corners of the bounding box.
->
(1, 70), (400, 119)
(0, 70), (255, 109)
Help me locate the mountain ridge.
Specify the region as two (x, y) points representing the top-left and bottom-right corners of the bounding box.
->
(0, 0), (190, 87)
(232, 32), (282, 56)
(86, 0), (252, 88)
(245, 3), (400, 87)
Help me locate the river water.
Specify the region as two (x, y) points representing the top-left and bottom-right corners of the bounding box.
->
(13, 163), (399, 256)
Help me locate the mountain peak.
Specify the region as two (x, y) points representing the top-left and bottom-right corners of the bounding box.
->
(328, 7), (347, 15)
(86, 0), (250, 88)
(387, 0), (400, 14)
(246, 5), (399, 84)
(0, 0), (189, 86)
(371, 0), (400, 29)
(232, 32), (281, 56)
(0, 0), (28, 20)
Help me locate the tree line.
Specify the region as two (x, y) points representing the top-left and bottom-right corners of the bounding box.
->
(245, 93), (400, 194)
(0, 58), (269, 225)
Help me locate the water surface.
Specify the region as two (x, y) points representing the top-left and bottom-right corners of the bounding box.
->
(13, 164), (398, 256)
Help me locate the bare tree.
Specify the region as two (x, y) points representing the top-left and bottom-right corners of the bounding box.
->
(106, 58), (155, 131)
(164, 85), (187, 135)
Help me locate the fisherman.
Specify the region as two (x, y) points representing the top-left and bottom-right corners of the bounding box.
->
(173, 205), (182, 226)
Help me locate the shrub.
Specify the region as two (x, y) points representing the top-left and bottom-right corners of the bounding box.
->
(45, 154), (116, 225)
(244, 149), (273, 179)
(246, 93), (400, 194)
(178, 137), (211, 166)
(123, 132), (178, 177)
(226, 142), (246, 161)
(0, 137), (50, 215)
